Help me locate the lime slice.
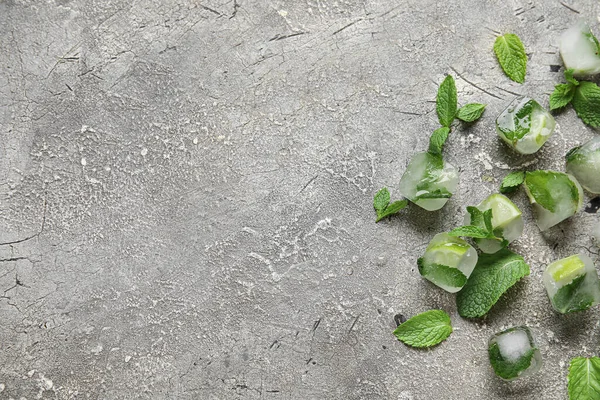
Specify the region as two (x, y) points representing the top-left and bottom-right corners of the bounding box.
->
(547, 255), (585, 283)
(428, 242), (469, 267)
(531, 113), (548, 145)
(479, 193), (522, 229)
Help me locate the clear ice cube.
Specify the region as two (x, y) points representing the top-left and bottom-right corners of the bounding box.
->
(559, 21), (600, 77)
(496, 97), (556, 155)
(543, 254), (600, 314)
(524, 170), (584, 231)
(418, 232), (477, 293)
(566, 137), (600, 194)
(398, 152), (458, 211)
(488, 326), (542, 381)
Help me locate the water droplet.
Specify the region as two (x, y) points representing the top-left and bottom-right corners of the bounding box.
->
(140, 148), (148, 156)
(81, 158), (87, 166)
(394, 313), (407, 326)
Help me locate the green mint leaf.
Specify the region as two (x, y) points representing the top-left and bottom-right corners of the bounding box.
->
(436, 75), (458, 128)
(373, 187), (390, 213)
(489, 343), (536, 380)
(448, 225), (490, 239)
(466, 206), (484, 227)
(566, 146), (584, 164)
(565, 68), (579, 86)
(500, 171), (525, 194)
(551, 274), (597, 314)
(428, 126), (451, 154)
(572, 81), (600, 128)
(483, 209), (494, 235)
(456, 249), (530, 318)
(494, 33), (527, 84)
(392, 309), (452, 348)
(568, 357), (600, 400)
(414, 188), (452, 200)
(550, 84), (576, 110)
(456, 103), (486, 122)
(376, 199), (408, 222)
(418, 259), (468, 288)
(524, 171), (579, 214)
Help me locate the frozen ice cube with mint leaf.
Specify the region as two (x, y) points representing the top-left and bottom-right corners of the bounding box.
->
(398, 151), (458, 211)
(524, 170), (583, 231)
(543, 254), (600, 314)
(559, 21), (600, 77)
(464, 193), (524, 254)
(488, 326), (542, 381)
(566, 137), (600, 194)
(496, 97), (556, 155)
(418, 232), (477, 293)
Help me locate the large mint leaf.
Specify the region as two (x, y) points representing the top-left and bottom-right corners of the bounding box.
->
(568, 357), (600, 400)
(392, 310), (452, 348)
(456, 249), (530, 318)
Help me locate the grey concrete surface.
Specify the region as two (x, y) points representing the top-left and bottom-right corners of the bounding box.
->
(1, 0), (600, 398)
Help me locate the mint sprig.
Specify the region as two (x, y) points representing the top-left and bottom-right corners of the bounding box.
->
(550, 69), (600, 128)
(494, 33), (527, 83)
(456, 249), (530, 318)
(449, 208), (506, 245)
(500, 171), (525, 194)
(373, 187), (408, 222)
(392, 310), (453, 348)
(568, 357), (600, 400)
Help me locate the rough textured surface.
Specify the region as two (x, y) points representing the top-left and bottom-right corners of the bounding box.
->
(1, 0), (600, 399)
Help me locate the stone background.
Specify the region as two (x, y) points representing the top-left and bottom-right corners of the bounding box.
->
(1, 0), (599, 398)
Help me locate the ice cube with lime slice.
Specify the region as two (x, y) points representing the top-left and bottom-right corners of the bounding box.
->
(523, 170), (583, 231)
(496, 97), (556, 155)
(398, 151), (458, 211)
(559, 21), (600, 77)
(566, 137), (600, 194)
(543, 254), (600, 314)
(488, 326), (542, 381)
(418, 232), (478, 293)
(464, 193), (524, 254)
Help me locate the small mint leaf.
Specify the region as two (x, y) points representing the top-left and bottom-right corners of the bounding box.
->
(376, 199), (408, 222)
(456, 103), (486, 122)
(572, 81), (600, 128)
(436, 75), (458, 128)
(428, 126), (451, 155)
(392, 310), (452, 348)
(550, 84), (576, 110)
(448, 225), (490, 239)
(565, 68), (579, 86)
(500, 171), (525, 194)
(494, 33), (527, 83)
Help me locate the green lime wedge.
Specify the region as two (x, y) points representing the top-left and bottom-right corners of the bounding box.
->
(428, 242), (469, 266)
(479, 193), (522, 229)
(547, 255), (585, 283)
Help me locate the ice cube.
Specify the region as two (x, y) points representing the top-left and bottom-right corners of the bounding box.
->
(488, 326), (542, 381)
(418, 232), (478, 293)
(559, 21), (600, 77)
(496, 97), (556, 155)
(566, 137), (600, 194)
(524, 170), (584, 231)
(398, 151), (458, 211)
(464, 193), (524, 254)
(543, 254), (600, 314)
